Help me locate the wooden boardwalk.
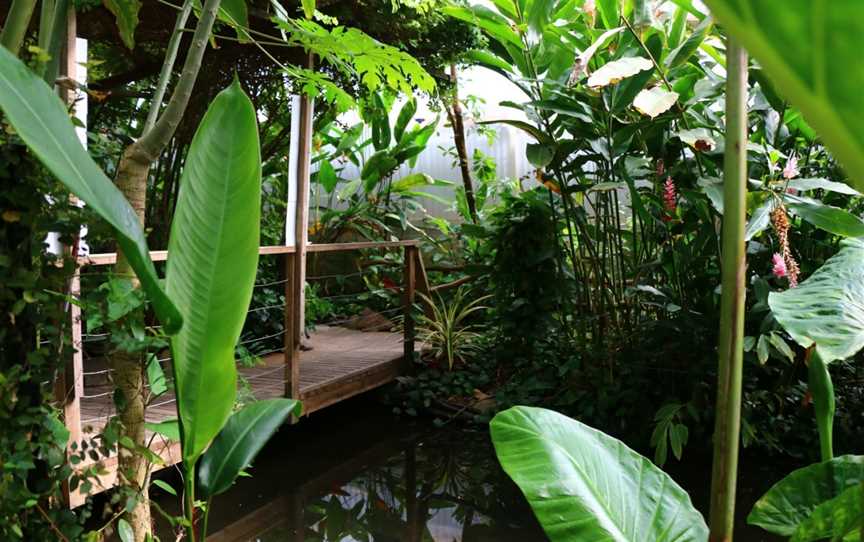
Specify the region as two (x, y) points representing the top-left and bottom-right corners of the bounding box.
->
(74, 325), (410, 505)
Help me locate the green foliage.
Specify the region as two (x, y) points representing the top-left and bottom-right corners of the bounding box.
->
(416, 287), (490, 370)
(165, 79), (261, 465)
(0, 130), (88, 540)
(748, 455), (864, 539)
(487, 189), (570, 359)
(0, 45), (182, 332)
(198, 398), (301, 497)
(649, 402), (692, 467)
(769, 238), (864, 364)
(491, 406), (708, 541)
(277, 18), (435, 110)
(102, 0), (141, 49)
(703, 0), (864, 190)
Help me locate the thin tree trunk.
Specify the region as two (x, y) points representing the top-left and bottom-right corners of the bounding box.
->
(110, 1), (221, 539)
(446, 64), (478, 223)
(708, 40), (748, 542)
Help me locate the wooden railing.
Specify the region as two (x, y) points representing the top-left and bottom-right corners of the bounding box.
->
(60, 240), (425, 506)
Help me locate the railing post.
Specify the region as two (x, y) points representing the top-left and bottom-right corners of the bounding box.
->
(284, 253), (300, 402)
(403, 245), (417, 362)
(56, 265), (84, 506)
(284, 61), (313, 408)
(56, 8), (84, 507)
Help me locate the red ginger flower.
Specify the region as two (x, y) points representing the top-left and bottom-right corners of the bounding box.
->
(662, 177), (676, 221)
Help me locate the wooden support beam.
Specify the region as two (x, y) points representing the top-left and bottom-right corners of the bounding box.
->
(403, 245), (417, 363)
(283, 252), (300, 402)
(56, 8), (84, 507)
(284, 70), (313, 406)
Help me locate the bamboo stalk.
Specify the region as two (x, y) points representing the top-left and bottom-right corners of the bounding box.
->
(0, 0), (38, 54)
(708, 40), (749, 542)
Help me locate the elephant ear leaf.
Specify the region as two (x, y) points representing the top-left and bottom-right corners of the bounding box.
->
(490, 406), (708, 542)
(702, 1), (864, 191)
(0, 44), (181, 332)
(768, 238), (864, 364)
(166, 79), (261, 466)
(197, 399), (301, 498)
(748, 455), (864, 537)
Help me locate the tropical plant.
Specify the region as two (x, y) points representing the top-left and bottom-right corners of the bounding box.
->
(747, 455), (864, 541)
(309, 92), (446, 244)
(491, 406), (708, 542)
(416, 287), (490, 370)
(151, 80), (299, 541)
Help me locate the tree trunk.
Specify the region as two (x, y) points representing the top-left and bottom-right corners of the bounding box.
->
(111, 147), (152, 542)
(107, 1), (222, 539)
(446, 64), (478, 223)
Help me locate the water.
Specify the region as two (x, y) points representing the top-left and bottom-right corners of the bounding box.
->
(153, 397), (785, 541)
(155, 398), (543, 541)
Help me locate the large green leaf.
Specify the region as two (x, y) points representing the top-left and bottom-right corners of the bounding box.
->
(748, 455), (864, 537)
(490, 406), (708, 542)
(197, 398), (301, 498)
(0, 43), (182, 333)
(768, 238), (864, 363)
(792, 483), (863, 542)
(702, 1), (864, 191)
(787, 178), (861, 196)
(786, 197), (864, 238)
(166, 79), (261, 465)
(103, 0), (142, 49)
(441, 5), (523, 48)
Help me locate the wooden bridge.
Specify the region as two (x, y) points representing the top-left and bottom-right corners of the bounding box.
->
(59, 240), (428, 506)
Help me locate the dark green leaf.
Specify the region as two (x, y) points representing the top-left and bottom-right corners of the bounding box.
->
(317, 160), (338, 193)
(146, 354), (168, 397)
(786, 197), (864, 238)
(145, 419), (180, 441)
(526, 143), (555, 168)
(103, 0), (141, 49)
(665, 16), (712, 70)
(394, 99), (416, 143)
(198, 399), (301, 497)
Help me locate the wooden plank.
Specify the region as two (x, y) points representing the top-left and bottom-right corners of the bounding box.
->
(71, 327), (411, 506)
(80, 245), (295, 266)
(284, 253), (299, 400)
(299, 359), (401, 415)
(403, 246), (417, 362)
(306, 239), (419, 253)
(58, 8), (84, 508)
(79, 241), (420, 266)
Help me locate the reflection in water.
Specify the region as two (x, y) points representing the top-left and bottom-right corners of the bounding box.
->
(164, 400), (545, 542)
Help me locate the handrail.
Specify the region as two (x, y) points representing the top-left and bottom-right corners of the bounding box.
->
(78, 240), (420, 267)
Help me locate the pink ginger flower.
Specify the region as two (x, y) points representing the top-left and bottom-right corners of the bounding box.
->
(783, 153), (800, 180)
(772, 253), (787, 278)
(662, 177), (676, 222)
(583, 0), (596, 20)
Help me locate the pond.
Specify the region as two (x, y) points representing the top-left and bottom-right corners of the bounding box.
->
(152, 396), (785, 541)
